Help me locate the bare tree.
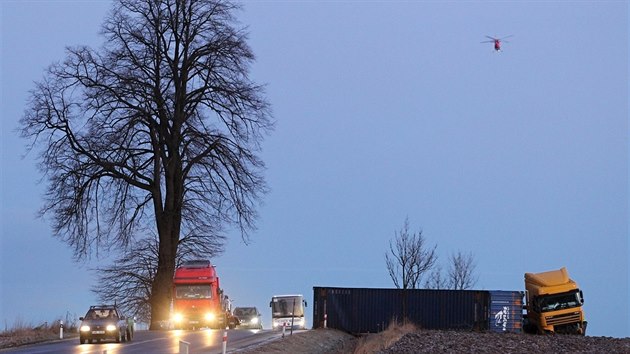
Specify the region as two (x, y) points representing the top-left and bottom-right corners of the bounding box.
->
(20, 0), (272, 329)
(92, 238), (158, 323)
(424, 264), (448, 289)
(385, 218), (437, 289)
(447, 251), (478, 290)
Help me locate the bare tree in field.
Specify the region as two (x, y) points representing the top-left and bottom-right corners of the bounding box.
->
(20, 0), (272, 329)
(424, 264), (448, 289)
(447, 251), (478, 290)
(385, 218), (437, 289)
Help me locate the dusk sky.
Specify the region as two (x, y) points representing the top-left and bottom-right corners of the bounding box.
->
(1, 1), (628, 338)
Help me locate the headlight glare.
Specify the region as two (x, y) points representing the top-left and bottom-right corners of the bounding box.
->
(106, 324), (117, 331)
(80, 325), (90, 332)
(173, 313), (184, 323)
(205, 313), (215, 321)
(251, 317), (259, 324)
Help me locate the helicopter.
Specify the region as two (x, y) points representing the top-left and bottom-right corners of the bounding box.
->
(481, 35), (513, 52)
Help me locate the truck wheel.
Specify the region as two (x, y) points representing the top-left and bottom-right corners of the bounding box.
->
(522, 319), (536, 334)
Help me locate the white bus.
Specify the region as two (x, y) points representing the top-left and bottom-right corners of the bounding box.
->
(270, 294), (307, 330)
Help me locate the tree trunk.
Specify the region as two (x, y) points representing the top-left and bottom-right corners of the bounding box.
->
(148, 194), (181, 329)
(149, 254), (175, 330)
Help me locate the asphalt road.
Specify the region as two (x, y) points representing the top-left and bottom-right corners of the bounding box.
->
(1, 329), (287, 354)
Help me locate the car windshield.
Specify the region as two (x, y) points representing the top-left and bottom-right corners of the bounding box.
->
(234, 308), (256, 317)
(85, 309), (117, 320)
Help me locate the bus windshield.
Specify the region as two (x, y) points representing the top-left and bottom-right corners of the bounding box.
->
(271, 296), (304, 317)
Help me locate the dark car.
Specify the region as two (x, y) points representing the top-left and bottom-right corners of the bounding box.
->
(233, 307), (263, 329)
(79, 305), (134, 344)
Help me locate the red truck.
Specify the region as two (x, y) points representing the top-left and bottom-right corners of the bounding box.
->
(171, 260), (237, 330)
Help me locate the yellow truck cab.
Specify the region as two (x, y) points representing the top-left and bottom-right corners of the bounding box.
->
(524, 267), (587, 335)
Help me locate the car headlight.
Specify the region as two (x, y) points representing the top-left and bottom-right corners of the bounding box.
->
(205, 313), (215, 321)
(106, 324), (117, 331)
(173, 313), (183, 323)
(80, 325), (90, 332)
(250, 317), (259, 324)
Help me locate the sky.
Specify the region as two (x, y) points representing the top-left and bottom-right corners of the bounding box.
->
(1, 0), (628, 338)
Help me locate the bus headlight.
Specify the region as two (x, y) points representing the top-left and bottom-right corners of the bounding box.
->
(205, 313), (215, 321)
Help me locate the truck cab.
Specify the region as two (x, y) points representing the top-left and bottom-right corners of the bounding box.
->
(171, 260), (235, 329)
(524, 267), (587, 335)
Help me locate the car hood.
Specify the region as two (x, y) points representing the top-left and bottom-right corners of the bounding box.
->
(82, 319), (120, 326)
(236, 315), (259, 320)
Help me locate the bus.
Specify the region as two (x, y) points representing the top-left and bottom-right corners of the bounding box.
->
(270, 294), (307, 330)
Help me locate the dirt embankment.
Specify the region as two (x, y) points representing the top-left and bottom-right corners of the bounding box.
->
(378, 330), (630, 353)
(237, 327), (630, 354)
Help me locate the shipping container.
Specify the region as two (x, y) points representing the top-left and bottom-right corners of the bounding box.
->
(313, 287), (522, 334)
(488, 290), (523, 333)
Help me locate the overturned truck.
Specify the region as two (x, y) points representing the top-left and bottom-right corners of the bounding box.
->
(523, 267), (587, 335)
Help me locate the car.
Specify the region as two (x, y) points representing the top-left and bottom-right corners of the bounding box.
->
(233, 306), (263, 329)
(79, 305), (134, 344)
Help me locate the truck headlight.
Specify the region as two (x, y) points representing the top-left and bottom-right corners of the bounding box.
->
(80, 325), (90, 332)
(173, 313), (183, 323)
(205, 313), (215, 321)
(106, 324), (117, 332)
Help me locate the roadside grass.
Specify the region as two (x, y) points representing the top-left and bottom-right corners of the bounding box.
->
(0, 317), (78, 349)
(352, 321), (417, 354)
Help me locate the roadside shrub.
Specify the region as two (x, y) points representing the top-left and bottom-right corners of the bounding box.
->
(353, 320), (418, 354)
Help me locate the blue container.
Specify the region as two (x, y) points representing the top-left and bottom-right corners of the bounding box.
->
(488, 290), (523, 333)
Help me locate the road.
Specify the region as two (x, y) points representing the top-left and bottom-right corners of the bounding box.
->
(1, 329), (290, 354)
